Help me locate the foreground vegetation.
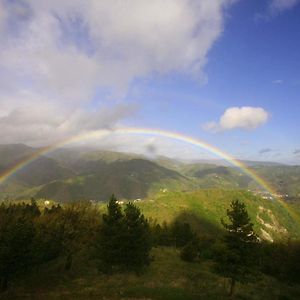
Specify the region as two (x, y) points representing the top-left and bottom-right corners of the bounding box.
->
(3, 247), (300, 300)
(1, 193), (300, 299)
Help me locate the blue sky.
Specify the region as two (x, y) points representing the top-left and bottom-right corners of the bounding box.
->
(0, 0), (299, 163)
(122, 0), (300, 162)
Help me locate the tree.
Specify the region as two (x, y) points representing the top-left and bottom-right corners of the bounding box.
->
(96, 195), (152, 273)
(215, 200), (259, 297)
(123, 202), (151, 272)
(0, 202), (37, 291)
(96, 194), (126, 273)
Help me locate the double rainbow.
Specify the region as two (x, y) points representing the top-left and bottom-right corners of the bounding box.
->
(0, 127), (277, 196)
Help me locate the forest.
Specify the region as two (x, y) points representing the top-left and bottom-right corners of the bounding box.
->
(1, 195), (300, 299)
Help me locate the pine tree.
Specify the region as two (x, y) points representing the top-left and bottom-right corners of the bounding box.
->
(96, 194), (126, 273)
(123, 202), (151, 272)
(215, 200), (259, 297)
(96, 196), (152, 273)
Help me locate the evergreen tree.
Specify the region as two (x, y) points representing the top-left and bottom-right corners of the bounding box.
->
(96, 195), (152, 273)
(123, 202), (151, 272)
(215, 200), (259, 297)
(96, 194), (126, 273)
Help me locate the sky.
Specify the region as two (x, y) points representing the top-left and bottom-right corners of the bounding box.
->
(0, 0), (299, 163)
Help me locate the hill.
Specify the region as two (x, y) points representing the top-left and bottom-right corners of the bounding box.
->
(0, 144), (300, 202)
(35, 159), (192, 202)
(127, 189), (300, 241)
(0, 144), (37, 166)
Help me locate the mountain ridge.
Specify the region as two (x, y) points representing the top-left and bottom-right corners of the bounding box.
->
(0, 144), (299, 202)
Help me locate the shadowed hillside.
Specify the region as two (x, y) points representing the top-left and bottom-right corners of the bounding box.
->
(35, 159), (190, 202)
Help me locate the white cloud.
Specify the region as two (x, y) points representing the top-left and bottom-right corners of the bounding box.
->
(0, 90), (137, 146)
(203, 106), (269, 132)
(269, 0), (299, 14)
(272, 79), (283, 84)
(1, 0), (233, 94)
(0, 0), (236, 145)
(255, 0), (299, 21)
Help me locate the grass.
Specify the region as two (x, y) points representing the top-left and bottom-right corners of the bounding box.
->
(2, 247), (300, 300)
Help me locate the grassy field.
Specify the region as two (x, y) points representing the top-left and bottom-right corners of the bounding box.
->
(2, 247), (300, 300)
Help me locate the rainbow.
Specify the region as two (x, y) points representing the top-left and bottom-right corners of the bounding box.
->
(0, 127), (278, 196)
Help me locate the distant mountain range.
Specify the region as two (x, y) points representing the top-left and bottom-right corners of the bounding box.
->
(0, 144), (300, 202)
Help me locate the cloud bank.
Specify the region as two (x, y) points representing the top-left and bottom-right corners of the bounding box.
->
(204, 106), (269, 132)
(0, 0), (235, 145)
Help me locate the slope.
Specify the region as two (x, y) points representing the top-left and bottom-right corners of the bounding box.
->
(134, 190), (300, 241)
(35, 159), (192, 202)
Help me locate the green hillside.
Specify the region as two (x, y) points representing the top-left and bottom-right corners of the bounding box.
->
(133, 190), (300, 241)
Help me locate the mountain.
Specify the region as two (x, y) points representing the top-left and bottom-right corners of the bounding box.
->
(175, 158), (287, 167)
(252, 165), (300, 199)
(15, 156), (75, 186)
(0, 145), (76, 198)
(0, 144), (37, 166)
(35, 159), (191, 202)
(0, 144), (300, 202)
(46, 148), (143, 167)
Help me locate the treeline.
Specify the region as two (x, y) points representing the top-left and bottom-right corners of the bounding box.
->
(1, 196), (300, 296)
(0, 195), (197, 291)
(0, 199), (101, 291)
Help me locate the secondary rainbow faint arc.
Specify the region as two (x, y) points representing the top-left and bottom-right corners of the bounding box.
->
(0, 127), (277, 195)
